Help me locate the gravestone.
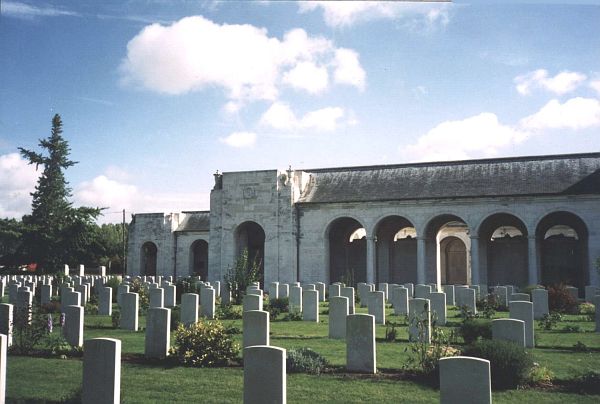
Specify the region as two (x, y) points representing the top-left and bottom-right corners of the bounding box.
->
(181, 293), (199, 326)
(429, 292), (447, 326)
(120, 292), (139, 331)
(491, 318), (525, 347)
(439, 356), (491, 404)
(584, 286), (599, 303)
(268, 282), (279, 300)
(565, 286), (579, 301)
(392, 286), (409, 316)
(247, 288), (264, 298)
(329, 284), (341, 299)
(457, 288), (477, 314)
(63, 305), (84, 347)
(0, 334), (5, 403)
(509, 301), (534, 348)
(415, 284), (431, 299)
(164, 284), (176, 308)
(340, 287), (355, 315)
(408, 298), (430, 343)
(201, 287), (216, 319)
(41, 284), (52, 305)
(367, 291), (385, 324)
(149, 288), (164, 308)
(346, 314), (376, 374)
(329, 296), (349, 339)
(378, 283), (389, 301)
(243, 346), (286, 404)
(243, 294), (263, 312)
(303, 290), (319, 322)
(279, 283), (289, 299)
(82, 338), (120, 404)
(315, 282), (326, 302)
(403, 283), (414, 298)
(532, 289), (549, 320)
(243, 310), (269, 348)
(454, 285), (469, 306)
(469, 285), (480, 299)
(0, 304), (13, 346)
(16, 289), (33, 323)
(117, 284), (129, 307)
(145, 308), (170, 359)
(289, 286), (302, 313)
(510, 293), (530, 302)
(493, 286), (508, 307)
(442, 285), (455, 306)
(99, 287), (112, 316)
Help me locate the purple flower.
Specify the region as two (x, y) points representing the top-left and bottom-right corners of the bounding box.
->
(47, 314), (53, 333)
(59, 312), (65, 327)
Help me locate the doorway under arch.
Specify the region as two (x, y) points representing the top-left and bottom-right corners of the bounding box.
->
(374, 215), (417, 284)
(141, 241), (157, 276)
(234, 221), (265, 283)
(326, 217), (366, 286)
(190, 239), (209, 279)
(425, 214), (470, 285)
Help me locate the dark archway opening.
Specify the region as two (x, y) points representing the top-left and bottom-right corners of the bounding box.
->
(327, 217), (366, 286)
(235, 221), (265, 284)
(141, 242), (157, 276)
(375, 216), (417, 284)
(190, 239), (209, 279)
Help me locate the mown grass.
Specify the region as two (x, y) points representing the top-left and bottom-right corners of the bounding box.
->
(5, 301), (600, 403)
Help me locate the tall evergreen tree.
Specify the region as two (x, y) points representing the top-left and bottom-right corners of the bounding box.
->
(19, 114), (100, 272)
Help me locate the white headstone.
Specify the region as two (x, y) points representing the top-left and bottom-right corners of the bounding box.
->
(377, 283), (389, 301)
(63, 305), (84, 347)
(414, 284), (432, 299)
(0, 334), (5, 404)
(315, 282), (326, 302)
(289, 286), (302, 313)
(0, 304), (13, 346)
(99, 287), (112, 316)
(346, 314), (376, 374)
(181, 293), (199, 326)
(340, 287), (355, 315)
(439, 356), (491, 404)
(509, 301), (534, 348)
(120, 292), (139, 331)
(243, 310), (270, 348)
(429, 292), (447, 326)
(243, 345), (286, 404)
(302, 290), (319, 322)
(243, 293), (263, 312)
(491, 318), (525, 347)
(532, 289), (549, 320)
(329, 284), (341, 299)
(201, 287), (216, 319)
(408, 298), (430, 343)
(268, 282), (280, 300)
(149, 288), (164, 308)
(82, 338), (120, 404)
(392, 286), (409, 316)
(457, 288), (477, 314)
(368, 291), (385, 324)
(442, 285), (455, 306)
(164, 284), (176, 308)
(145, 307), (171, 359)
(329, 296), (349, 339)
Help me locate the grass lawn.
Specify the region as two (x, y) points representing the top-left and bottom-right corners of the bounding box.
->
(5, 301), (600, 403)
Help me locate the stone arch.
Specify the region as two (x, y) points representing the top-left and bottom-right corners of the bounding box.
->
(189, 239), (209, 279)
(234, 221), (266, 284)
(424, 214), (471, 285)
(478, 213), (528, 287)
(373, 215), (417, 284)
(536, 211), (588, 292)
(140, 241), (157, 276)
(325, 217), (366, 286)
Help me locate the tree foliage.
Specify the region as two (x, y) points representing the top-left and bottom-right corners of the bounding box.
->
(224, 248), (262, 304)
(15, 114), (101, 272)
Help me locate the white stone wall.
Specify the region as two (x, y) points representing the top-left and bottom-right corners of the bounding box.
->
(175, 231), (209, 278)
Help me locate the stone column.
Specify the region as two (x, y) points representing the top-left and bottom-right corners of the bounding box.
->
(243, 346), (286, 404)
(416, 237), (426, 285)
(366, 236), (376, 284)
(470, 236), (480, 286)
(82, 338), (121, 404)
(527, 236), (539, 286)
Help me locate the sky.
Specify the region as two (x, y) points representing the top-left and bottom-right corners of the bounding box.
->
(1, 1), (599, 223)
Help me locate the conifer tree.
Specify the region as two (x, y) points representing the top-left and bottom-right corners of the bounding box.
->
(19, 114), (100, 272)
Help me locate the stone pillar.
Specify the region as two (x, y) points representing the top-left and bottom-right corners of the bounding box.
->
(346, 314), (376, 374)
(243, 310), (270, 348)
(367, 291), (385, 324)
(120, 292), (139, 331)
(0, 304), (13, 346)
(509, 301), (534, 348)
(201, 287), (216, 319)
(527, 236), (538, 286)
(181, 293), (199, 326)
(302, 290), (319, 322)
(416, 237), (426, 285)
(82, 338), (121, 404)
(329, 296), (349, 339)
(439, 356), (491, 404)
(145, 308), (171, 359)
(366, 236), (376, 285)
(470, 236), (480, 286)
(408, 298), (430, 343)
(340, 287), (355, 315)
(63, 305), (84, 347)
(243, 345), (286, 404)
(99, 287), (112, 316)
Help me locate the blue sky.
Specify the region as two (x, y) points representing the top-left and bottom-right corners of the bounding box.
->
(1, 1), (599, 223)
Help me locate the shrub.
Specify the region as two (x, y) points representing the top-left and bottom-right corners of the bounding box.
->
(224, 248), (262, 305)
(176, 277), (200, 302)
(283, 310), (302, 321)
(578, 302), (595, 315)
(128, 278), (149, 312)
(170, 306), (181, 331)
(538, 312), (562, 330)
(111, 310), (120, 328)
(477, 295), (498, 319)
(528, 363), (554, 387)
(548, 284), (578, 314)
(522, 285), (545, 296)
(10, 305), (51, 355)
(463, 340), (533, 389)
(459, 319), (492, 344)
(215, 303), (242, 320)
(265, 297), (289, 320)
(286, 348), (328, 374)
(385, 321), (398, 341)
(458, 305), (476, 321)
(170, 320), (239, 367)
(572, 341), (588, 352)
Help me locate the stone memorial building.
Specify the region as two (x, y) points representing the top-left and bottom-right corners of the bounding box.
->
(127, 152), (600, 290)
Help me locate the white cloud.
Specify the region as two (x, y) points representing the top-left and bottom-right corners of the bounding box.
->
(74, 174), (209, 224)
(282, 62), (329, 94)
(120, 16), (365, 103)
(333, 48), (366, 90)
(298, 1), (450, 29)
(514, 69), (587, 96)
(260, 102), (345, 132)
(405, 113), (528, 162)
(219, 132), (257, 148)
(590, 79), (600, 96)
(519, 97), (600, 131)
(1, 1), (79, 19)
(0, 153), (39, 218)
